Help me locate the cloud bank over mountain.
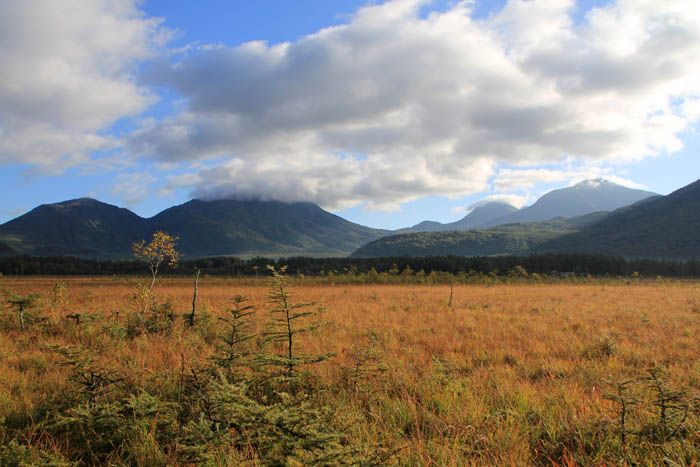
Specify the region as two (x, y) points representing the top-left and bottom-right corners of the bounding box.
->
(1, 0), (699, 210)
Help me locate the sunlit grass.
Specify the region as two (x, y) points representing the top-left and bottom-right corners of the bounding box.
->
(1, 276), (699, 464)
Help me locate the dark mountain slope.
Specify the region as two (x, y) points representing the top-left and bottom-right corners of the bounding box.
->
(149, 199), (385, 257)
(0, 198), (386, 259)
(539, 180), (700, 259)
(0, 198), (147, 258)
(0, 241), (15, 257)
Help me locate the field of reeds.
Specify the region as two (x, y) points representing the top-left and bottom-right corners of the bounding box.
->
(1, 273), (699, 465)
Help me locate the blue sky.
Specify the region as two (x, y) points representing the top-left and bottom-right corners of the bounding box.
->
(1, 0), (698, 229)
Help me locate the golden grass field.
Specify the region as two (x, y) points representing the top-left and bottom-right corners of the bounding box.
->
(1, 276), (699, 465)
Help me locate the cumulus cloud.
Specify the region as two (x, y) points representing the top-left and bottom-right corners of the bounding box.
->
(493, 167), (648, 192)
(125, 0), (700, 209)
(2, 0), (699, 210)
(0, 0), (169, 172)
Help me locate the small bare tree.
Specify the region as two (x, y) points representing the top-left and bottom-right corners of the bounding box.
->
(188, 268), (200, 327)
(132, 231), (181, 293)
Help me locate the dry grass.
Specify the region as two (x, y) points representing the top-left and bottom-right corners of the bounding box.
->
(1, 276), (700, 465)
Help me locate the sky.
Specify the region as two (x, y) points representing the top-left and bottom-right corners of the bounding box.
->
(0, 0), (699, 229)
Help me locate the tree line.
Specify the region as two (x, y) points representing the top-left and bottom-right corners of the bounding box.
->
(2, 253), (700, 277)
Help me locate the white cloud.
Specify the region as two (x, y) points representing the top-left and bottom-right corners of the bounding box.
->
(0, 0), (169, 171)
(468, 194), (530, 210)
(171, 154), (493, 212)
(450, 193), (529, 216)
(493, 167), (647, 192)
(110, 171), (158, 206)
(2, 0), (699, 210)
(125, 0), (700, 209)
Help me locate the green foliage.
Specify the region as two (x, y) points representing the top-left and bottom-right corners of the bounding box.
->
(603, 378), (638, 447)
(4, 253), (700, 278)
(211, 295), (256, 378)
(0, 440), (70, 467)
(643, 367), (692, 442)
(352, 219), (582, 258)
(600, 367), (700, 463)
(581, 336), (617, 360)
(51, 345), (122, 404)
(342, 346), (388, 396)
(260, 265), (332, 379)
(52, 392), (178, 465)
(187, 376), (368, 465)
(367, 267), (380, 282)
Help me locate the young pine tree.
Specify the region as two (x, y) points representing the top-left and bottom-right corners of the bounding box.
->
(3, 292), (40, 331)
(259, 265), (331, 380)
(212, 294), (256, 379)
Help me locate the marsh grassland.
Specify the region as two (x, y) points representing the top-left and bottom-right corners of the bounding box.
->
(1, 276), (699, 465)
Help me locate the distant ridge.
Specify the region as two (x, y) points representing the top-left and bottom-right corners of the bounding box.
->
(454, 202), (519, 228)
(397, 202), (518, 233)
(351, 214), (607, 258)
(352, 179), (700, 259)
(539, 179), (700, 259)
(395, 179), (657, 233)
(0, 198), (386, 259)
(485, 179), (658, 226)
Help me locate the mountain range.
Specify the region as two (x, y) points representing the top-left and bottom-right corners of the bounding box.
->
(354, 180), (700, 259)
(0, 198), (385, 259)
(539, 180), (700, 259)
(351, 213), (608, 258)
(0, 178), (697, 260)
(396, 202), (518, 233)
(399, 179), (657, 233)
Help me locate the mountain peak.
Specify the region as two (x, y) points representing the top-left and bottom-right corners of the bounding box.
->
(60, 197), (100, 204)
(44, 198), (113, 210)
(481, 179), (657, 227)
(396, 200), (519, 233)
(575, 178), (611, 188)
(540, 178), (700, 259)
